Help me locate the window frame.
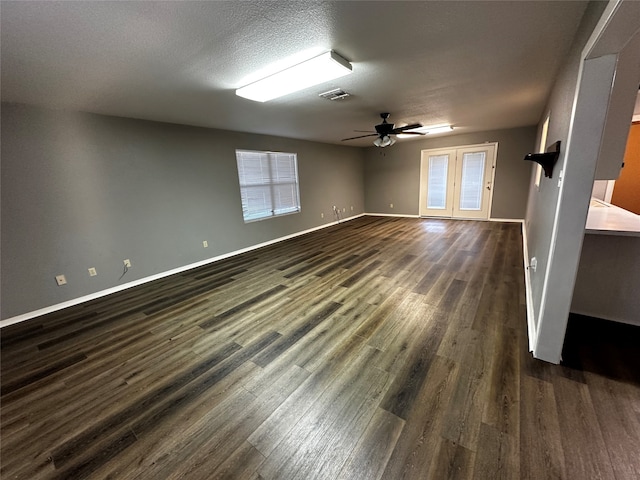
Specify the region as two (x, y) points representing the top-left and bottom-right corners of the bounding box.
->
(235, 149), (302, 223)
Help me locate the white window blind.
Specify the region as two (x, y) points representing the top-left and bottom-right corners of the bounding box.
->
(459, 152), (486, 210)
(427, 154), (449, 209)
(236, 150), (301, 222)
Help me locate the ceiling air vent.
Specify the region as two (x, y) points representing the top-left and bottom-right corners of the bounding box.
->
(319, 88), (350, 101)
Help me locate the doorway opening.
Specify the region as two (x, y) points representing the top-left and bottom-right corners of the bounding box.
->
(419, 143), (497, 219)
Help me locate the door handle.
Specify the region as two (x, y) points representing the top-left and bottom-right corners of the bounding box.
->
(486, 183), (491, 190)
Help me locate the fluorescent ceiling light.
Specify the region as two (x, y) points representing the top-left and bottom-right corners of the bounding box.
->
(397, 124), (453, 138)
(236, 51), (352, 102)
(424, 125), (454, 134)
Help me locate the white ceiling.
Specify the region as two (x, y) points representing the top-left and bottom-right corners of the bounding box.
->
(1, 1), (590, 146)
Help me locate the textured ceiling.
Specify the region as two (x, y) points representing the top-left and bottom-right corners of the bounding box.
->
(1, 1), (590, 146)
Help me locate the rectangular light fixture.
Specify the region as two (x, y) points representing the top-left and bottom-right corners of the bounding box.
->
(236, 51), (353, 102)
(397, 124), (453, 138)
(423, 125), (453, 134)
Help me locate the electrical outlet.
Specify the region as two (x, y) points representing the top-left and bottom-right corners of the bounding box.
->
(55, 275), (67, 286)
(88, 267), (97, 277)
(203, 240), (208, 248)
(123, 259), (132, 268)
(390, 203), (394, 208)
(351, 206), (354, 211)
(321, 212), (324, 218)
(342, 207), (346, 212)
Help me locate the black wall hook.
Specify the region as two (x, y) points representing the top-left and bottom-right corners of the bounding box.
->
(524, 140), (561, 178)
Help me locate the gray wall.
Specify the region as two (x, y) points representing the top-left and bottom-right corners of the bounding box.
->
(363, 126), (536, 219)
(524, 1), (606, 326)
(1, 103), (365, 319)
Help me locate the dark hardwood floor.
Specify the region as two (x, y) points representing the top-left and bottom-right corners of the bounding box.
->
(1, 216), (639, 479)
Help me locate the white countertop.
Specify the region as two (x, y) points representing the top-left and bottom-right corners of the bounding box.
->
(585, 199), (640, 237)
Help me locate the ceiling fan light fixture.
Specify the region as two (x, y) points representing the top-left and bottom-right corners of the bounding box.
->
(374, 135), (395, 147)
(236, 50), (352, 102)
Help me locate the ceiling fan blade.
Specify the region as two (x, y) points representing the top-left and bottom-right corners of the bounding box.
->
(342, 133), (379, 141)
(343, 115), (423, 142)
(393, 123), (423, 132)
(394, 131), (425, 135)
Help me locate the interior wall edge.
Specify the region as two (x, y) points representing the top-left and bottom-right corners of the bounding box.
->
(521, 220), (536, 352)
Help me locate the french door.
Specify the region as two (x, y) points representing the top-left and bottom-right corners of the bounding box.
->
(419, 143), (497, 219)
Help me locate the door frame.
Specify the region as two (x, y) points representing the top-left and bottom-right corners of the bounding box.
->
(418, 142), (498, 220)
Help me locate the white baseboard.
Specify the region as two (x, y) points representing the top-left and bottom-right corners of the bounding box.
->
(0, 213), (532, 328)
(1, 214), (366, 328)
(364, 213), (526, 223)
(364, 212), (420, 218)
(489, 218), (525, 223)
(569, 308), (640, 327)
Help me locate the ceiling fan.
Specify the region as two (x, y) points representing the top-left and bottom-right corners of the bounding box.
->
(342, 113), (424, 147)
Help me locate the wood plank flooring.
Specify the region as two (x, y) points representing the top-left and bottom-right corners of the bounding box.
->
(2, 216), (639, 479)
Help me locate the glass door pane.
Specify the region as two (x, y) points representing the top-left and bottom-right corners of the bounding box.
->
(427, 154), (449, 209)
(459, 152), (486, 210)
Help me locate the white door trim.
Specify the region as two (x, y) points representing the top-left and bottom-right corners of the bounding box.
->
(419, 142), (498, 220)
